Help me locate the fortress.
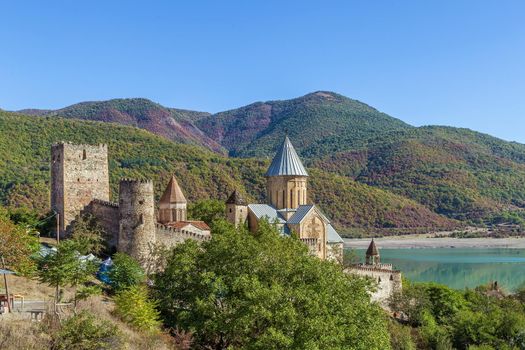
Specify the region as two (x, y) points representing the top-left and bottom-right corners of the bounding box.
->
(346, 240), (402, 307)
(50, 137), (401, 303)
(50, 142), (210, 266)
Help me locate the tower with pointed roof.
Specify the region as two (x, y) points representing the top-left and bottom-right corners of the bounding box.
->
(366, 239), (380, 265)
(226, 190), (248, 227)
(265, 135), (309, 216)
(158, 175), (187, 224)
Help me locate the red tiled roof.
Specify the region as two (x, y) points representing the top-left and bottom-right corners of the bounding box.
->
(165, 220), (211, 231)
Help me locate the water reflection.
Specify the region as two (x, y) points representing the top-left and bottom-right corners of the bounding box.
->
(351, 248), (525, 292)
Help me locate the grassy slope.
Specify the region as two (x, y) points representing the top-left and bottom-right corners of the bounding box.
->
(0, 111), (455, 231)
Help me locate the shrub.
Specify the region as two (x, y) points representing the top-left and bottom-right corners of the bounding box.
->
(388, 320), (416, 350)
(114, 285), (161, 333)
(108, 253), (145, 292)
(51, 311), (121, 350)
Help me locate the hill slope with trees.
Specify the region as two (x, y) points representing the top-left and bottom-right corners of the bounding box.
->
(10, 91), (525, 228)
(0, 110), (453, 233)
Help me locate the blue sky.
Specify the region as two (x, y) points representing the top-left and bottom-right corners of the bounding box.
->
(1, 1), (524, 142)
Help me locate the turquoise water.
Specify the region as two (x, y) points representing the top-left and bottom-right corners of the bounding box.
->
(351, 248), (525, 292)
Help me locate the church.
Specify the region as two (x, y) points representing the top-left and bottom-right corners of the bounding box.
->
(225, 136), (345, 263)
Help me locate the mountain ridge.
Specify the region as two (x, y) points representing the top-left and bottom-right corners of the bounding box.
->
(8, 91), (525, 227)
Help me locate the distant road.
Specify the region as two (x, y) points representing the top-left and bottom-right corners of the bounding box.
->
(344, 237), (525, 249)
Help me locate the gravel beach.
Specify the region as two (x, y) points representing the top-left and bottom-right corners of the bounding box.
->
(344, 237), (525, 249)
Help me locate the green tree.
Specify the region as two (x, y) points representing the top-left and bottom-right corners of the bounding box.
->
(0, 206), (39, 274)
(114, 285), (161, 333)
(188, 199), (225, 225)
(154, 220), (391, 349)
(37, 240), (98, 309)
(69, 214), (105, 255)
(108, 253), (145, 292)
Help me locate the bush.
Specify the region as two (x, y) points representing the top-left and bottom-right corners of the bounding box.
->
(108, 253), (145, 292)
(388, 319), (416, 350)
(51, 311), (121, 350)
(114, 285), (161, 333)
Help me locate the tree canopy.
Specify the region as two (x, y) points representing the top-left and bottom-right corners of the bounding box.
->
(154, 220), (390, 349)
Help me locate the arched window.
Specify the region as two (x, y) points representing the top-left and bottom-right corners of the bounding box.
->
(82, 149), (87, 160)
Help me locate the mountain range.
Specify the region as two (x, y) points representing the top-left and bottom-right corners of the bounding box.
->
(5, 91), (525, 234)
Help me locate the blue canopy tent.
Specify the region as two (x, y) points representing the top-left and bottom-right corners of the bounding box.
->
(97, 257), (113, 284)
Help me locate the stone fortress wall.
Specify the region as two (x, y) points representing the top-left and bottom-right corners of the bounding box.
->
(83, 199), (119, 249)
(51, 142), (110, 237)
(118, 179), (157, 263)
(51, 143), (209, 264)
(346, 264), (402, 307)
(156, 223), (211, 246)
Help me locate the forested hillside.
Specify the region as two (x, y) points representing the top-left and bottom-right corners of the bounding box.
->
(195, 91), (412, 158)
(18, 98), (223, 153)
(0, 111), (453, 233)
(11, 90), (525, 228)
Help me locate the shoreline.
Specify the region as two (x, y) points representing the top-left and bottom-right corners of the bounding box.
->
(344, 236), (525, 249)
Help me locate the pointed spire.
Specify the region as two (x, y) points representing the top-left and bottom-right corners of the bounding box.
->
(160, 175), (187, 204)
(226, 190), (246, 205)
(366, 239), (379, 257)
(265, 135), (308, 177)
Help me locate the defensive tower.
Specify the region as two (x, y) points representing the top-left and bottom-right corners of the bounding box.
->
(265, 136), (308, 215)
(51, 142), (109, 237)
(225, 190), (248, 227)
(366, 239), (380, 265)
(118, 179), (156, 263)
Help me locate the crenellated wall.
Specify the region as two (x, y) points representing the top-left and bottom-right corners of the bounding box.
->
(346, 266), (402, 307)
(155, 223), (211, 247)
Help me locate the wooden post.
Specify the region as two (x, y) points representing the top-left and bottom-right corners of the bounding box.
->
(56, 212), (60, 245)
(55, 212), (60, 314)
(1, 256), (11, 313)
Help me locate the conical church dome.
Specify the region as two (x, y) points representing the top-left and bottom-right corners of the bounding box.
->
(160, 175), (187, 205)
(265, 136), (308, 177)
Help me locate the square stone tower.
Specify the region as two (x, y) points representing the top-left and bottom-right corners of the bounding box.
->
(51, 142), (110, 237)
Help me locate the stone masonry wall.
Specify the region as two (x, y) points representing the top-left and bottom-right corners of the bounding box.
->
(346, 267), (402, 307)
(84, 199), (119, 250)
(155, 223), (211, 247)
(51, 142), (109, 237)
(118, 179), (156, 265)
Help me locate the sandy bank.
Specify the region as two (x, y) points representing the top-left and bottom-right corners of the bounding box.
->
(344, 237), (525, 249)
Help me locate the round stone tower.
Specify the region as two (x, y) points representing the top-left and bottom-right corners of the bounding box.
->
(118, 179), (156, 264)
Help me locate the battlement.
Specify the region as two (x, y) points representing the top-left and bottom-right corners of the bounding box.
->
(347, 265), (401, 274)
(52, 142), (108, 149)
(119, 178), (153, 184)
(91, 198), (119, 208)
(156, 223), (211, 242)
